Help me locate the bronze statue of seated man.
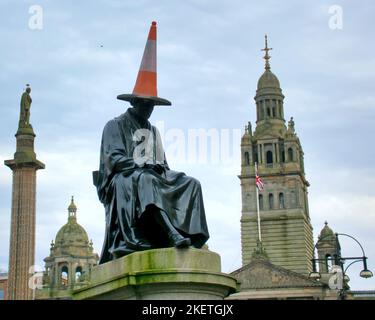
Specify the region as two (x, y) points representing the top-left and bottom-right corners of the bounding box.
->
(94, 98), (209, 263)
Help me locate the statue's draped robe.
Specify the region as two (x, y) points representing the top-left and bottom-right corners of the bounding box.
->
(19, 92), (32, 126)
(96, 108), (209, 263)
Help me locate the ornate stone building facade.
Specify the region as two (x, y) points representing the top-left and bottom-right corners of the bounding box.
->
(37, 197), (99, 299)
(239, 37), (314, 275)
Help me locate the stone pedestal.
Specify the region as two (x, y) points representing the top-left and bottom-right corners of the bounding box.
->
(73, 248), (238, 300)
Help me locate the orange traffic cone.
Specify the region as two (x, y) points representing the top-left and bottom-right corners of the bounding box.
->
(117, 21), (171, 106)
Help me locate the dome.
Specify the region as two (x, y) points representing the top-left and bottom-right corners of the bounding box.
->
(54, 217), (89, 247)
(51, 197), (93, 257)
(319, 222), (335, 241)
(257, 69), (281, 90)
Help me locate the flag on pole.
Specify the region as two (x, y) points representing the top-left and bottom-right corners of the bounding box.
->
(256, 174), (264, 191)
(255, 163), (264, 191)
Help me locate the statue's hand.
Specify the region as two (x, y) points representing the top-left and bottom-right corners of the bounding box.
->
(153, 164), (166, 175)
(144, 164), (165, 175)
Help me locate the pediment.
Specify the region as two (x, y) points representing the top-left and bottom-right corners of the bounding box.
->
(231, 257), (322, 289)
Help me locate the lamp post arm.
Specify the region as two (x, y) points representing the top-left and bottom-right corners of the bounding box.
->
(344, 259), (364, 274)
(337, 233), (367, 257)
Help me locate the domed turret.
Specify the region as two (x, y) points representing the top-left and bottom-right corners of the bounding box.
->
(319, 221), (335, 241)
(316, 222), (341, 274)
(42, 197), (99, 294)
(53, 196), (91, 256)
(68, 196), (77, 216)
(254, 35), (285, 127)
(257, 69), (281, 92)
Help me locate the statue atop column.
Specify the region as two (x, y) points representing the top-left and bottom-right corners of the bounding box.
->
(19, 84), (32, 128)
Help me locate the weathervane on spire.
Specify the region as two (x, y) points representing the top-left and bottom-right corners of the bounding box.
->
(261, 34), (272, 70)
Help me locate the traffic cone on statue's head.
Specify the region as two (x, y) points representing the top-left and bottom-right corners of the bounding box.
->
(117, 21), (171, 106)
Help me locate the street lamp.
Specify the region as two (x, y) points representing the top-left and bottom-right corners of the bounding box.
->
(309, 232), (373, 299)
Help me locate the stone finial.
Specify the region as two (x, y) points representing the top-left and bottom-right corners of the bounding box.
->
(287, 116), (295, 133)
(252, 239), (269, 259)
(261, 35), (273, 70)
(68, 196), (77, 219)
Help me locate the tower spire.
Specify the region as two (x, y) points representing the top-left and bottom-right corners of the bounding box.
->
(261, 34), (272, 70)
(68, 196), (77, 219)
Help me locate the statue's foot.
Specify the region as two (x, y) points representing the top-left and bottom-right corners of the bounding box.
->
(135, 239), (153, 250)
(169, 234), (191, 248)
(127, 239), (153, 251)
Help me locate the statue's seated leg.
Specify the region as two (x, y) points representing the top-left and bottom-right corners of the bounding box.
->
(143, 204), (191, 248)
(109, 174), (156, 256)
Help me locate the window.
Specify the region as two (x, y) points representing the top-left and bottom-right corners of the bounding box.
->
(266, 151), (273, 164)
(254, 152), (258, 163)
(267, 107), (271, 117)
(272, 100), (279, 118)
(279, 193), (285, 209)
(260, 106), (264, 120)
(288, 147), (294, 162)
(244, 152), (250, 165)
(269, 193), (274, 209)
(75, 266), (82, 282)
(326, 254), (333, 271)
(61, 266), (68, 287)
(259, 194), (264, 210)
(290, 191), (296, 207)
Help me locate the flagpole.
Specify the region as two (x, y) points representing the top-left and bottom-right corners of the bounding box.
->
(255, 162), (262, 242)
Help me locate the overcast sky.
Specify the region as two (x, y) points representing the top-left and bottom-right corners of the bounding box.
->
(0, 0), (374, 291)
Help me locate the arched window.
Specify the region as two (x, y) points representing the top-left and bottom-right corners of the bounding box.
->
(61, 266), (69, 287)
(290, 191), (296, 207)
(279, 192), (285, 209)
(325, 254), (333, 271)
(266, 151), (273, 164)
(269, 193), (274, 209)
(260, 105), (264, 120)
(259, 194), (263, 210)
(244, 152), (250, 165)
(75, 266), (82, 282)
(288, 147), (294, 162)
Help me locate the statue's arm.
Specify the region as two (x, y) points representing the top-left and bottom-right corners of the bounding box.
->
(101, 120), (137, 174)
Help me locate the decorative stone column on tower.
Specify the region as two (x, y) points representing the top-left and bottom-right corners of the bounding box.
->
(316, 222), (341, 274)
(4, 85), (45, 300)
(239, 37), (314, 275)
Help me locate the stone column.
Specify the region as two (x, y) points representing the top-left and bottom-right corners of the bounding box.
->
(5, 125), (45, 300)
(276, 143), (280, 163)
(273, 143), (276, 163)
